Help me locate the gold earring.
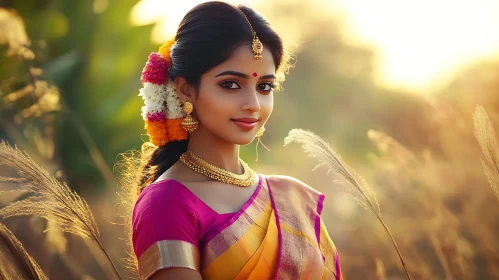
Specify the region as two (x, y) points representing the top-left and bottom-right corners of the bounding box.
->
(255, 126), (270, 162)
(181, 101), (198, 132)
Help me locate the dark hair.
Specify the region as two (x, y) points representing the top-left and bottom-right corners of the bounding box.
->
(137, 1), (291, 193)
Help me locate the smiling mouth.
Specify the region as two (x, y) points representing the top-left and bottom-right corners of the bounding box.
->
(231, 118), (259, 131)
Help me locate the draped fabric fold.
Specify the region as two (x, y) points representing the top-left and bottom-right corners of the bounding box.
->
(266, 175), (342, 280)
(135, 174), (343, 280)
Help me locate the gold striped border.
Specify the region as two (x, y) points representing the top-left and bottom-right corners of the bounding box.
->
(267, 175), (325, 279)
(138, 240), (200, 280)
(202, 178), (271, 269)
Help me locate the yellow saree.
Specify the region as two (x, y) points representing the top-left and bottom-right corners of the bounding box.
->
(135, 174), (343, 279)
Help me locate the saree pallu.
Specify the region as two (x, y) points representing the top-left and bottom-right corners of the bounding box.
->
(137, 174), (343, 279)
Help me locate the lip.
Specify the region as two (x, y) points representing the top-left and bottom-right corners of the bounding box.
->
(231, 118), (258, 131)
(232, 118), (259, 123)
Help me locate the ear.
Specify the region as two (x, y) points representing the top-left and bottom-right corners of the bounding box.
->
(174, 77), (196, 103)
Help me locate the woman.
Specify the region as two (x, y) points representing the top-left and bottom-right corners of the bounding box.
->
(131, 1), (343, 279)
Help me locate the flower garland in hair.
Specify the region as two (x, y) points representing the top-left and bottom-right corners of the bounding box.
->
(139, 38), (188, 146)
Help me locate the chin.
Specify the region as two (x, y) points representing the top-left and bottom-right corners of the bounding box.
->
(227, 134), (256, 146)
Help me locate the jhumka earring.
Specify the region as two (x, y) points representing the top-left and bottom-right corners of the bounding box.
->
(181, 101), (198, 132)
(255, 126), (270, 161)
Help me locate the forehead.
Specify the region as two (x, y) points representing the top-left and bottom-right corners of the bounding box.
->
(207, 43), (276, 76)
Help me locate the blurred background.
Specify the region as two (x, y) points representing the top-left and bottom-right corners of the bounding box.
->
(1, 0), (499, 279)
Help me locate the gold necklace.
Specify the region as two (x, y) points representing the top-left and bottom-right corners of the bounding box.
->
(179, 150), (256, 187)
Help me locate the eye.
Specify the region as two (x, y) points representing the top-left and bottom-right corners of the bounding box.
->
(219, 80), (241, 89)
(258, 82), (275, 92)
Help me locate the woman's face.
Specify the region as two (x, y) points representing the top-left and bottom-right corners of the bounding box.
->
(191, 43), (275, 145)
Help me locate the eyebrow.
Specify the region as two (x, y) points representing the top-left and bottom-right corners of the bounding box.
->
(215, 70), (276, 80)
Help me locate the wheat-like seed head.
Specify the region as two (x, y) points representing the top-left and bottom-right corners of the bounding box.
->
(0, 222), (47, 280)
(284, 128), (411, 279)
(473, 105), (499, 202)
(284, 128), (380, 215)
(0, 141), (122, 279)
(0, 141), (100, 240)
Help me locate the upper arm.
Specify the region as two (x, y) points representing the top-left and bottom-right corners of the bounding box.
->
(149, 267), (203, 280)
(132, 182), (201, 280)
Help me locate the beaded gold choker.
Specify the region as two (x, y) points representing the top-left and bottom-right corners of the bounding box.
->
(179, 150), (256, 187)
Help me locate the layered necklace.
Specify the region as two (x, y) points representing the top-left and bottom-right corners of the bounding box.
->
(179, 150), (256, 187)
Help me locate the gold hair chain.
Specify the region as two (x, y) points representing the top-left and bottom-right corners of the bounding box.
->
(235, 7), (263, 59)
(179, 150), (257, 187)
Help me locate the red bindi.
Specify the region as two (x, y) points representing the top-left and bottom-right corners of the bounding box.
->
(253, 72), (258, 77)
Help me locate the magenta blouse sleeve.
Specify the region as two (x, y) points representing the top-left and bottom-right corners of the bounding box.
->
(132, 181), (200, 279)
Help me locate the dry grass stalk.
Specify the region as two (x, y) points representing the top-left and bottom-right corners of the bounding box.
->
(429, 234), (452, 280)
(0, 141), (122, 279)
(0, 265), (7, 280)
(114, 147), (153, 279)
(284, 128), (412, 280)
(115, 142), (172, 278)
(375, 258), (386, 280)
(14, 81), (61, 123)
(1, 7), (114, 188)
(0, 222), (47, 280)
(473, 105), (499, 203)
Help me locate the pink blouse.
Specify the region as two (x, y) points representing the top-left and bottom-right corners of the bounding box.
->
(132, 179), (262, 260)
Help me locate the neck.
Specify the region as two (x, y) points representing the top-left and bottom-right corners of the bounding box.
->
(186, 125), (242, 174)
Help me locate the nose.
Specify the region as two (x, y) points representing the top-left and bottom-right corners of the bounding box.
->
(241, 88), (260, 113)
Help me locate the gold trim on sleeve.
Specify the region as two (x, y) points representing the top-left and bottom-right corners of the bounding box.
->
(138, 240), (201, 280)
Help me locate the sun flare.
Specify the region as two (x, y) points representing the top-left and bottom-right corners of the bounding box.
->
(130, 0), (256, 44)
(335, 0), (499, 92)
(130, 0), (499, 93)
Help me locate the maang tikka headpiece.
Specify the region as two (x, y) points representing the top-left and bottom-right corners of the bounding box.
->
(235, 7), (263, 59)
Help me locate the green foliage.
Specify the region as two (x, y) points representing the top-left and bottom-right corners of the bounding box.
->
(1, 0), (156, 190)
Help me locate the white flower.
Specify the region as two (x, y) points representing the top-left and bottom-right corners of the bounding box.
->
(138, 82), (168, 120)
(165, 82), (184, 119)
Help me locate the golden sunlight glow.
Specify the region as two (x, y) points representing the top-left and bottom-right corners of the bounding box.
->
(335, 0), (499, 92)
(131, 0), (499, 93)
(130, 0), (256, 44)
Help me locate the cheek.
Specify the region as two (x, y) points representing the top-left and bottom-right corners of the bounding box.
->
(260, 94), (274, 120)
(195, 89), (232, 122)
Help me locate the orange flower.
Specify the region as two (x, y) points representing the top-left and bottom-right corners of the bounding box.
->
(158, 38), (175, 67)
(166, 118), (188, 141)
(145, 118), (188, 146)
(145, 120), (169, 146)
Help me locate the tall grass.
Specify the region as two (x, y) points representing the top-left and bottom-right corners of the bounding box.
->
(0, 222), (47, 280)
(285, 128), (412, 280)
(0, 142), (122, 279)
(473, 105), (499, 203)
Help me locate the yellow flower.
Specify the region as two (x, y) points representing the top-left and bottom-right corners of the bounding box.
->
(158, 37), (175, 67)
